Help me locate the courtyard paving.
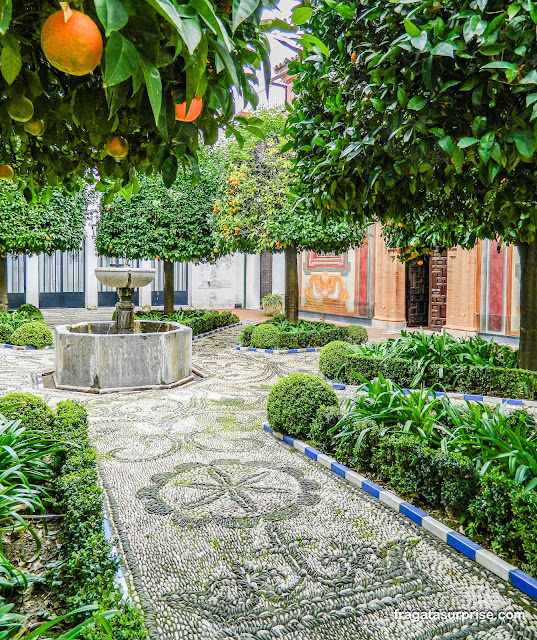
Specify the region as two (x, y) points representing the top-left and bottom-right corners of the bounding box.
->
(1, 325), (536, 639)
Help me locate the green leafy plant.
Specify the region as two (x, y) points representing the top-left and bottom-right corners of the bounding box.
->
(14, 304), (43, 321)
(0, 325), (12, 344)
(9, 322), (53, 349)
(250, 323), (281, 349)
(318, 341), (353, 382)
(261, 294), (283, 316)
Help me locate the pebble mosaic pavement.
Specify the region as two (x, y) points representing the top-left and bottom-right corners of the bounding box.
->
(2, 325), (537, 639)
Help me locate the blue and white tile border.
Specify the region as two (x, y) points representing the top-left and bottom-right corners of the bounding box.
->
(103, 518), (132, 603)
(192, 322), (242, 340)
(325, 378), (535, 408)
(236, 346), (322, 354)
(1, 342), (53, 350)
(263, 421), (537, 603)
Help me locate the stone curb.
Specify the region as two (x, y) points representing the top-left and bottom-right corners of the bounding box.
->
(263, 422), (537, 602)
(103, 518), (132, 603)
(236, 346), (322, 354)
(325, 378), (532, 408)
(1, 342), (54, 350)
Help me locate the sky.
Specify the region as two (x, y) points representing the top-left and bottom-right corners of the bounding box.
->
(264, 0), (300, 69)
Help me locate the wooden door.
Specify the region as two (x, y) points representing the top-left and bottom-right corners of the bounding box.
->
(429, 251), (448, 331)
(406, 258), (429, 327)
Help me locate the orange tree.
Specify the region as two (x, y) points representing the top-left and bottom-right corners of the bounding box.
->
(213, 109), (367, 322)
(0, 184), (86, 310)
(96, 148), (225, 314)
(289, 0), (537, 369)
(0, 0), (316, 202)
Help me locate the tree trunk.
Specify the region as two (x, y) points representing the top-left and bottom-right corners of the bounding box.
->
(517, 238), (537, 370)
(0, 256), (8, 312)
(163, 260), (175, 316)
(285, 246), (299, 323)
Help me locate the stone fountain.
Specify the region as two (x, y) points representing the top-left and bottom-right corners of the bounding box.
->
(54, 266), (193, 393)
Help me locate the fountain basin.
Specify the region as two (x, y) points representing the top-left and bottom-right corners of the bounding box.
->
(54, 321), (193, 393)
(94, 267), (156, 289)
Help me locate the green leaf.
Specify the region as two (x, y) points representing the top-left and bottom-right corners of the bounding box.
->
(335, 4), (355, 19)
(410, 31), (428, 52)
(162, 155), (178, 188)
(191, 0), (233, 47)
(520, 70), (537, 85)
(513, 129), (536, 157)
(292, 6), (313, 26)
(157, 90), (176, 141)
(145, 0), (202, 53)
(94, 0), (128, 36)
(407, 95), (426, 111)
(260, 18), (296, 32)
(232, 0), (261, 31)
(298, 34), (330, 56)
(478, 43), (506, 55)
(478, 131), (495, 163)
(458, 137), (480, 148)
(452, 145), (464, 171)
(463, 14), (480, 42)
(404, 19), (422, 38)
(103, 32), (137, 87)
(0, 0), (11, 35)
(430, 42), (454, 57)
(481, 61), (519, 71)
(139, 56), (162, 125)
(438, 136), (452, 153)
(0, 32), (20, 84)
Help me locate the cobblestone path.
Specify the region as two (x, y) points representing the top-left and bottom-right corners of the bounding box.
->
(1, 327), (537, 640)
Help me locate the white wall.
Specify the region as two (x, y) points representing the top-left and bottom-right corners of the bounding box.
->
(190, 253), (245, 309)
(245, 253), (261, 309)
(272, 252), (286, 296)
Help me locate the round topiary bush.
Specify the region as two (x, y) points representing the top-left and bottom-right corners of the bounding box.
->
(0, 323), (13, 344)
(267, 373), (339, 438)
(9, 321), (53, 348)
(250, 323), (281, 349)
(319, 340), (352, 382)
(16, 303), (44, 320)
(0, 392), (55, 430)
(346, 324), (368, 344)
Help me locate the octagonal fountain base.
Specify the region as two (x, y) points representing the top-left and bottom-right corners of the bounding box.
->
(54, 321), (193, 393)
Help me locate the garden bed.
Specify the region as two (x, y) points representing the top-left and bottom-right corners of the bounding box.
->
(318, 330), (537, 399)
(0, 304), (54, 349)
(266, 373), (537, 582)
(0, 392), (145, 638)
(239, 314), (368, 349)
(135, 309), (239, 337)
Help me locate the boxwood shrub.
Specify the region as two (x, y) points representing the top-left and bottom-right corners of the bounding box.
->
(318, 341), (353, 382)
(267, 373), (338, 439)
(0, 391), (56, 430)
(9, 320), (53, 348)
(0, 323), (12, 343)
(250, 323), (281, 349)
(135, 309), (239, 337)
(328, 352), (537, 399)
(241, 320), (369, 349)
(16, 303), (44, 320)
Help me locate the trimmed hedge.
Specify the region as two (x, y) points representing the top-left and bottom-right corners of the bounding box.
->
(16, 303), (44, 320)
(323, 350), (537, 399)
(267, 374), (338, 439)
(250, 323), (281, 349)
(318, 341), (352, 382)
(9, 321), (53, 348)
(0, 392), (55, 430)
(240, 320), (369, 349)
(0, 322), (12, 343)
(135, 309), (239, 337)
(52, 400), (147, 639)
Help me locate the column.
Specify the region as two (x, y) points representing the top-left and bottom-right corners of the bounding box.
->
(245, 253), (261, 309)
(25, 254), (40, 307)
(444, 245), (480, 334)
(371, 224), (407, 330)
(139, 259), (153, 310)
(85, 231), (99, 310)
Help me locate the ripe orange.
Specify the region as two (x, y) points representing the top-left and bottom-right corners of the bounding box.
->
(106, 136), (129, 159)
(398, 222), (404, 228)
(46, 237), (50, 241)
(417, 260), (424, 266)
(41, 7), (103, 76)
(351, 53), (357, 63)
(173, 93), (203, 122)
(235, 229), (240, 234)
(0, 165), (14, 181)
(215, 248), (219, 253)
(387, 221), (394, 227)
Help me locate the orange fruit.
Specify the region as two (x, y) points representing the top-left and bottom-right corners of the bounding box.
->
(417, 260), (424, 265)
(106, 136), (129, 158)
(235, 229), (240, 234)
(387, 221), (394, 227)
(398, 222), (404, 228)
(215, 248), (219, 253)
(46, 237), (50, 241)
(405, 248), (411, 254)
(24, 120), (45, 136)
(173, 92), (203, 122)
(0, 165), (14, 181)
(351, 53), (357, 63)
(41, 8), (103, 76)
